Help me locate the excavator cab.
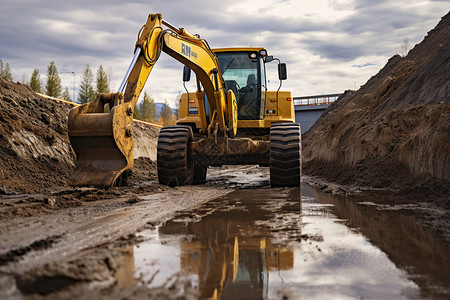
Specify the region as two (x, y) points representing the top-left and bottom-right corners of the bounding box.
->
(216, 50), (265, 120)
(178, 47), (294, 131)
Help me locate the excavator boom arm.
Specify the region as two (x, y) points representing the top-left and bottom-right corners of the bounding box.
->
(122, 13), (228, 130)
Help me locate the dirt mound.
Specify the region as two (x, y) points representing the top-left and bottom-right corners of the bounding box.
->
(0, 78), (159, 194)
(303, 12), (450, 203)
(0, 78), (76, 194)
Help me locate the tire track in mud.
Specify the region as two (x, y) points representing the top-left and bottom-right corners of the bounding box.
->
(0, 234), (64, 266)
(0, 186), (230, 276)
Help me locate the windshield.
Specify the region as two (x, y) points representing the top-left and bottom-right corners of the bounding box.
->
(215, 51), (263, 120)
(216, 52), (258, 89)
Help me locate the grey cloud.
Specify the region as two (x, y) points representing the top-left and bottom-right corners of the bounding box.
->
(352, 0), (391, 10)
(294, 1), (445, 62)
(301, 39), (366, 61)
(0, 2), (140, 64)
(0, 0), (448, 102)
(221, 18), (329, 35)
(336, 7), (423, 35)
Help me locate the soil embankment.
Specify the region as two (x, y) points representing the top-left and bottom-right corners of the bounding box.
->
(303, 12), (450, 205)
(0, 78), (159, 194)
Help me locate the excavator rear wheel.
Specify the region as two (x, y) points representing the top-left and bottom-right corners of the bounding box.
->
(157, 125), (194, 186)
(270, 122), (302, 187)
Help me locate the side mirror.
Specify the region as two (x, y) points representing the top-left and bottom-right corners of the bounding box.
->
(183, 66), (191, 82)
(264, 55), (274, 63)
(278, 63), (287, 80)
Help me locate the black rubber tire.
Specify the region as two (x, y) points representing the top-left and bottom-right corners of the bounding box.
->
(193, 164), (207, 184)
(157, 125), (194, 186)
(270, 122), (302, 187)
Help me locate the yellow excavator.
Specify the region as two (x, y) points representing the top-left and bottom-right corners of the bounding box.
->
(67, 13), (301, 187)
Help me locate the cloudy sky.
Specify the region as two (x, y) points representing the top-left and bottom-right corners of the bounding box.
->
(0, 0), (448, 106)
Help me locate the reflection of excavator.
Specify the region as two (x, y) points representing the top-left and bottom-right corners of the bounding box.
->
(180, 235), (294, 299)
(157, 188), (300, 299)
(67, 13), (301, 187)
(160, 214), (295, 299)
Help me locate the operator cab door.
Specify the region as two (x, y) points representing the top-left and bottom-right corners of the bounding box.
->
(259, 55), (266, 119)
(216, 51), (265, 120)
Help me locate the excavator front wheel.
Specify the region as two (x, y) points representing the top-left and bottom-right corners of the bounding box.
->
(157, 125), (194, 186)
(270, 122), (302, 187)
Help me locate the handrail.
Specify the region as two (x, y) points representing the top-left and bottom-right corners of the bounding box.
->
(293, 93), (342, 106)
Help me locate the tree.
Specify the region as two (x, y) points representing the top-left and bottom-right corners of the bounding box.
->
(45, 61), (62, 97)
(169, 114), (178, 125)
(29, 68), (41, 93)
(160, 100), (173, 126)
(62, 87), (71, 101)
(0, 60), (13, 81)
(138, 91), (157, 122)
(174, 92), (181, 119)
(133, 104), (142, 120)
(399, 38), (411, 57)
(78, 63), (96, 104)
(96, 65), (110, 95)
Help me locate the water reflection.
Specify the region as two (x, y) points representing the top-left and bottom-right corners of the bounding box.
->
(156, 188), (300, 299)
(310, 187), (450, 300)
(129, 186), (449, 299)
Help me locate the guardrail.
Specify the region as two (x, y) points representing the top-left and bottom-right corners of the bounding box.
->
(293, 93), (342, 106)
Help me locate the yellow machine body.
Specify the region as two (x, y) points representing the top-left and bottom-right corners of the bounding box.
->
(178, 90), (295, 130)
(67, 13), (301, 188)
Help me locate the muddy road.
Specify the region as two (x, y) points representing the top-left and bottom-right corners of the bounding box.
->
(0, 166), (449, 299)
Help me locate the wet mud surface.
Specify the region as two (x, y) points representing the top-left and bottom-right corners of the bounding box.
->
(118, 186), (450, 300)
(1, 168), (448, 299)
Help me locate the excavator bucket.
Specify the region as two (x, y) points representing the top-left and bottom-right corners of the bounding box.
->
(67, 14), (163, 188)
(67, 93), (134, 187)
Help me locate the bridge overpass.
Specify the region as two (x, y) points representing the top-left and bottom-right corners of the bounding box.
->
(294, 93), (342, 134)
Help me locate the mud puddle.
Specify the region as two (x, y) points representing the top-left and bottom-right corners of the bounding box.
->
(122, 185), (449, 300)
